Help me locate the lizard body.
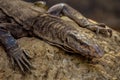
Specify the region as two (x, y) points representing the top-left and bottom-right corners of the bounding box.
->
(0, 0), (112, 72)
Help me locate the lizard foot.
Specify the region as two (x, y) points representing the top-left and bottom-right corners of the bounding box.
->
(86, 23), (112, 37)
(8, 48), (33, 73)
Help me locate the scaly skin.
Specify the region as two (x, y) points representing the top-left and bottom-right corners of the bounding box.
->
(33, 14), (103, 58)
(0, 0), (112, 73)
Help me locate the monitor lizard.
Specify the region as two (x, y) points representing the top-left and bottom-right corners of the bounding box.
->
(0, 0), (112, 73)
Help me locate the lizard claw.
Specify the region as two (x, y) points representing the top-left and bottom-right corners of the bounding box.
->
(8, 48), (33, 73)
(95, 26), (112, 37)
(23, 50), (32, 59)
(86, 23), (112, 37)
(95, 23), (106, 28)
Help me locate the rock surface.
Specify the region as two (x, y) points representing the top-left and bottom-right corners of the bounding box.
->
(0, 17), (120, 80)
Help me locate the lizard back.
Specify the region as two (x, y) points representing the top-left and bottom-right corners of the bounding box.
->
(0, 0), (46, 29)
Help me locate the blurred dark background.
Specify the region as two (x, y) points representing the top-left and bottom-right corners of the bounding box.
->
(25, 0), (120, 32)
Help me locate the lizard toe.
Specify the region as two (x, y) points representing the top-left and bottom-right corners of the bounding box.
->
(9, 48), (33, 73)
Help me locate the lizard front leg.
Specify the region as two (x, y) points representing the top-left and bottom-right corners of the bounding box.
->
(47, 3), (112, 37)
(0, 25), (32, 73)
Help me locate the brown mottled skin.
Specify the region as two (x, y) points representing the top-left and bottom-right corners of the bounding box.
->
(0, 0), (112, 73)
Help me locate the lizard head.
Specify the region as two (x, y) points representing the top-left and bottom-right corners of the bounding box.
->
(75, 41), (104, 58)
(65, 31), (104, 58)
